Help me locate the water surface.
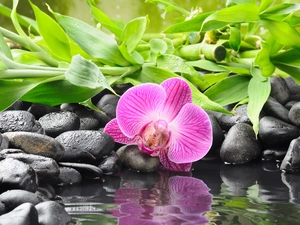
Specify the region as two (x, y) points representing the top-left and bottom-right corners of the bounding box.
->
(57, 160), (300, 225)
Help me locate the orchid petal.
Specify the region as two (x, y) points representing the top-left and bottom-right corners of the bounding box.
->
(159, 148), (192, 171)
(160, 78), (192, 122)
(168, 103), (212, 163)
(117, 83), (166, 137)
(104, 119), (137, 144)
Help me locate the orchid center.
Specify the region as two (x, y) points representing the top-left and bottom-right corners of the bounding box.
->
(138, 120), (170, 156)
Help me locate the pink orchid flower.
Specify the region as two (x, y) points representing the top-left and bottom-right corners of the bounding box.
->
(104, 77), (212, 171)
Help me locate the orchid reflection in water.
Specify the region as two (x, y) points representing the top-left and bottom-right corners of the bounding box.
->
(110, 172), (213, 225)
(104, 78), (213, 171)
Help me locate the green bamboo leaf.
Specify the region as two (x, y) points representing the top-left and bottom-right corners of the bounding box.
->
(261, 19), (300, 47)
(254, 42), (275, 77)
(199, 72), (230, 90)
(128, 65), (230, 114)
(229, 26), (241, 51)
(0, 3), (38, 33)
(52, 12), (129, 66)
(186, 60), (229, 72)
(0, 31), (13, 60)
(164, 12), (213, 33)
(0, 79), (41, 111)
(65, 55), (112, 92)
(87, 2), (123, 38)
(30, 2), (72, 62)
(156, 54), (204, 81)
(259, 0), (276, 13)
(202, 4), (260, 31)
(204, 75), (251, 106)
(119, 17), (148, 65)
(248, 77), (271, 136)
(21, 79), (102, 106)
(226, 0), (256, 7)
(260, 3), (300, 18)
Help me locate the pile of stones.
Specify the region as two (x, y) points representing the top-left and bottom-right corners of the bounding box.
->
(0, 76), (300, 224)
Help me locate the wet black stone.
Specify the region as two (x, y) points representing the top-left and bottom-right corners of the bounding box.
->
(280, 137), (300, 172)
(0, 158), (38, 192)
(0, 203), (39, 225)
(112, 83), (133, 95)
(117, 145), (160, 172)
(37, 184), (56, 200)
(0, 202), (6, 216)
(120, 170), (160, 188)
(98, 151), (122, 175)
(259, 116), (300, 148)
(285, 100), (297, 110)
(218, 104), (251, 131)
(28, 104), (60, 120)
(263, 96), (290, 123)
(58, 162), (103, 179)
(36, 201), (72, 225)
(220, 123), (262, 164)
(270, 76), (290, 105)
(60, 103), (104, 130)
(288, 102), (300, 127)
(4, 132), (65, 161)
(0, 135), (9, 150)
(58, 167), (82, 185)
(39, 111), (80, 137)
(0, 110), (43, 133)
(96, 94), (120, 119)
(1, 151), (59, 182)
(285, 77), (300, 95)
(262, 149), (287, 161)
(0, 190), (44, 211)
(204, 114), (224, 159)
(56, 130), (114, 163)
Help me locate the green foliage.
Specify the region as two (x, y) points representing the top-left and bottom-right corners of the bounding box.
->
(1, 0), (300, 135)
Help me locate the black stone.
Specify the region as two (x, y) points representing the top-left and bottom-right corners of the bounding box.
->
(58, 167), (82, 185)
(0, 135), (9, 150)
(0, 190), (44, 211)
(289, 102), (300, 127)
(285, 100), (297, 110)
(0, 110), (43, 133)
(28, 103), (60, 120)
(0, 203), (39, 225)
(1, 151), (59, 182)
(56, 130), (114, 163)
(4, 132), (65, 161)
(98, 151), (122, 175)
(117, 145), (160, 172)
(218, 104), (251, 131)
(270, 76), (290, 105)
(262, 149), (287, 161)
(285, 77), (300, 95)
(0, 158), (38, 192)
(58, 162), (103, 179)
(60, 103), (104, 130)
(280, 137), (300, 172)
(259, 116), (300, 148)
(263, 96), (290, 123)
(96, 94), (120, 119)
(220, 123), (262, 164)
(39, 111), (80, 137)
(204, 114), (224, 159)
(0, 202), (6, 216)
(36, 201), (72, 225)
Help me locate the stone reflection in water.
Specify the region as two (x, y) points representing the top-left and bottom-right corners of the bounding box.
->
(282, 173), (300, 204)
(111, 170), (212, 225)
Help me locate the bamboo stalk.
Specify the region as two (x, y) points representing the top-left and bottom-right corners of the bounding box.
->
(176, 43), (226, 62)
